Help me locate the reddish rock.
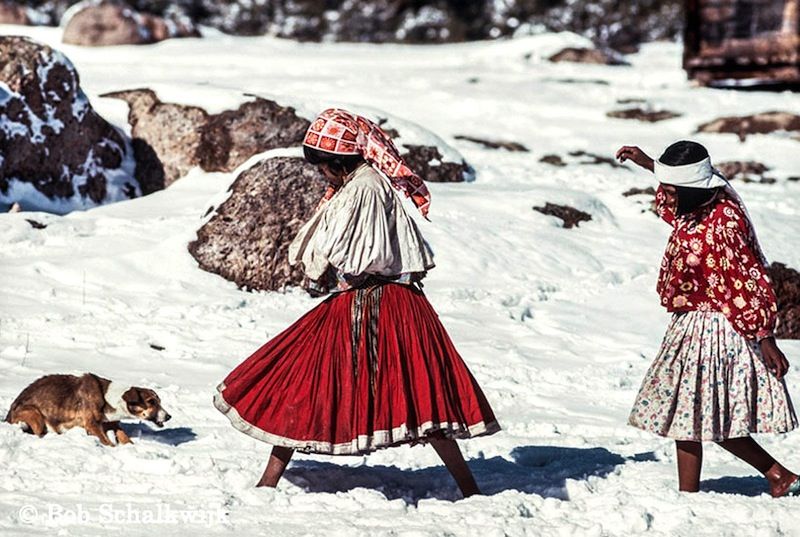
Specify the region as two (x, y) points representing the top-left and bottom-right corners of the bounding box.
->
(607, 108), (681, 123)
(0, 1), (30, 24)
(401, 144), (471, 183)
(62, 0), (199, 47)
(768, 262), (800, 340)
(716, 161), (775, 184)
(103, 88), (310, 188)
(697, 112), (800, 142)
(188, 156), (327, 292)
(454, 135), (529, 152)
(533, 203), (592, 229)
(0, 36), (136, 212)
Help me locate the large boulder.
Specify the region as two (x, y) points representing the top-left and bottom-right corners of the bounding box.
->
(0, 36), (138, 212)
(102, 89), (310, 188)
(61, 0), (199, 47)
(189, 156), (327, 292)
(768, 262), (800, 340)
(0, 1), (33, 24)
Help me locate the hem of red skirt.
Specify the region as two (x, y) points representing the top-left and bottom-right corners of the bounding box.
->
(214, 383), (501, 455)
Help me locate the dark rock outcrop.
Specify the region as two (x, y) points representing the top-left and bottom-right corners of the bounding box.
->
(401, 144), (471, 183)
(607, 108), (681, 123)
(62, 0), (199, 46)
(188, 156), (327, 292)
(716, 161), (775, 184)
(533, 203), (592, 229)
(0, 36), (136, 211)
(768, 262), (800, 340)
(17, 0), (683, 50)
(454, 135), (529, 152)
(103, 89), (310, 187)
(697, 112), (800, 142)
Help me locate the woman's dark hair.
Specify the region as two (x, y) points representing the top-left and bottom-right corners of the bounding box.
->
(303, 146), (365, 176)
(659, 141), (719, 216)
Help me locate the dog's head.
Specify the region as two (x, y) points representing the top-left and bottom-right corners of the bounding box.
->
(122, 388), (171, 427)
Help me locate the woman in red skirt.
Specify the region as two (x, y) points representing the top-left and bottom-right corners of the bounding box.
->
(214, 108), (499, 497)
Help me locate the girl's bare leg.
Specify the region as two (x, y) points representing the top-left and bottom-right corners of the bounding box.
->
(256, 446), (294, 488)
(429, 434), (480, 498)
(676, 440), (703, 492)
(716, 436), (798, 497)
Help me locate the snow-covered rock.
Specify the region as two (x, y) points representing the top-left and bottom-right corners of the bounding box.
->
(0, 36), (137, 213)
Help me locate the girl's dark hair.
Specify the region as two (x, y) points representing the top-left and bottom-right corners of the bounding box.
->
(659, 140), (709, 167)
(659, 141), (719, 216)
(303, 146), (365, 176)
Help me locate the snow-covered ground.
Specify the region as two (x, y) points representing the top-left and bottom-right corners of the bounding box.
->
(2, 25), (800, 536)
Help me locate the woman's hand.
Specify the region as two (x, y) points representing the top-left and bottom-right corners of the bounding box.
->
(616, 146), (655, 172)
(760, 337), (790, 379)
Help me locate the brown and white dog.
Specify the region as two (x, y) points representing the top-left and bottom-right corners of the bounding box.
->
(4, 373), (171, 446)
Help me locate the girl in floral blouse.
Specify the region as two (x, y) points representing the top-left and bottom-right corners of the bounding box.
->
(617, 140), (799, 497)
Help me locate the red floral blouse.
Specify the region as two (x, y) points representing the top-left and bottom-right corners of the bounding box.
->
(655, 186), (777, 340)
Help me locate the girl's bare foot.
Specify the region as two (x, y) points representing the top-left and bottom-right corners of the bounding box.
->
(765, 463), (799, 497)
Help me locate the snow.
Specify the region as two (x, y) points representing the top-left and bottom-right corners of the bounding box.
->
(2, 24), (800, 537)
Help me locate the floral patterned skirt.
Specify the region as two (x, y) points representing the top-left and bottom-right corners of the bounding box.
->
(629, 311), (797, 442)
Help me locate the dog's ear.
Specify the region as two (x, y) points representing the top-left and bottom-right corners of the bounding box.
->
(122, 388), (145, 410)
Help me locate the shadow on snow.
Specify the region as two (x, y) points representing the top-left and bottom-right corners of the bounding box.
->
(120, 423), (198, 446)
(284, 445), (656, 503)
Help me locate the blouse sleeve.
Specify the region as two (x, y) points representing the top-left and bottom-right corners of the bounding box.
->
(655, 185), (676, 227)
(711, 206), (777, 340)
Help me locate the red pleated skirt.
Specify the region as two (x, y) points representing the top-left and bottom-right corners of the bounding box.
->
(213, 283), (499, 455)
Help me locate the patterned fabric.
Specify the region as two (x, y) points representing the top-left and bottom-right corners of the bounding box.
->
(655, 186), (777, 340)
(629, 311), (797, 442)
(304, 108), (431, 218)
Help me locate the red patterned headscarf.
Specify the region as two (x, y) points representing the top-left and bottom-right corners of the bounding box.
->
(303, 108), (431, 218)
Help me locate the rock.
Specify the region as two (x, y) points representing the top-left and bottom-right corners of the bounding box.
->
(548, 47), (628, 66)
(697, 112), (800, 142)
(10, 1), (684, 50)
(568, 150), (624, 168)
(188, 156), (328, 292)
(622, 186), (656, 197)
(539, 151), (623, 169)
(103, 88), (310, 187)
(716, 161), (775, 184)
(767, 262), (800, 340)
(454, 135), (529, 152)
(607, 108), (681, 123)
(533, 203), (592, 229)
(401, 144), (470, 183)
(0, 1), (30, 24)
(61, 0), (199, 47)
(25, 218), (47, 229)
(0, 36), (137, 213)
(540, 154), (567, 167)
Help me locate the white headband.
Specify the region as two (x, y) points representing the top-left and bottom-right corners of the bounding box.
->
(654, 157), (728, 189)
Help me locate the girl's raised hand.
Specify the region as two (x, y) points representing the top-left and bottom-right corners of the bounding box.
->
(616, 146), (655, 172)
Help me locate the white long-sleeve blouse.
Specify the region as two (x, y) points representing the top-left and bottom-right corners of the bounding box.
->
(288, 164), (435, 286)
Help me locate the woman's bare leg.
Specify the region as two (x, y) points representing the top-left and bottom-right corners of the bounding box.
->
(676, 440), (703, 492)
(716, 436), (798, 497)
(256, 446), (294, 488)
(429, 434), (480, 498)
